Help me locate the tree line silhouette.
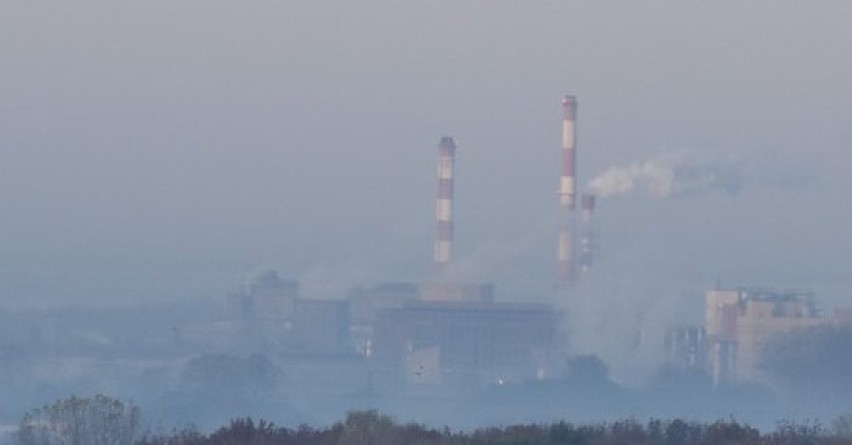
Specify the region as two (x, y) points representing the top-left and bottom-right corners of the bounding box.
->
(137, 411), (852, 445)
(12, 394), (852, 445)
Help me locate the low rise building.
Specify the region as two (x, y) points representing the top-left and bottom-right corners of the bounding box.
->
(372, 300), (560, 385)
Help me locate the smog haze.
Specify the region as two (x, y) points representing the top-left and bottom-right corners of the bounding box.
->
(3, 1), (850, 304)
(2, 0), (852, 438)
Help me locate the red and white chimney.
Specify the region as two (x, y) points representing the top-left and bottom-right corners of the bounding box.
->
(557, 95), (578, 285)
(434, 137), (456, 269)
(560, 95), (578, 210)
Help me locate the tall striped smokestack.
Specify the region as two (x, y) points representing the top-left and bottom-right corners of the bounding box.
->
(557, 95), (578, 285)
(579, 193), (596, 273)
(434, 136), (456, 269)
(560, 95), (578, 210)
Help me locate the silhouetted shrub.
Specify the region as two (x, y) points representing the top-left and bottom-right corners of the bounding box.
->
(14, 394), (142, 445)
(16, 404), (852, 445)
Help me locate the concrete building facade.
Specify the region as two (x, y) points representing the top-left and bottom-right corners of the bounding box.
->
(705, 288), (833, 385)
(372, 301), (560, 385)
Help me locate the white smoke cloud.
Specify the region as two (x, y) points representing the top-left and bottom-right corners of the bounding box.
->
(587, 151), (745, 199)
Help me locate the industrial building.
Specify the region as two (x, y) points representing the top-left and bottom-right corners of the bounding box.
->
(372, 300), (560, 385)
(226, 271), (298, 321)
(224, 275), (559, 385)
(704, 288), (850, 385)
(212, 95), (616, 387)
(224, 271), (351, 355)
(208, 95), (852, 395)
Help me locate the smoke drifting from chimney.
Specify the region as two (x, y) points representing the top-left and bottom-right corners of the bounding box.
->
(587, 151), (745, 199)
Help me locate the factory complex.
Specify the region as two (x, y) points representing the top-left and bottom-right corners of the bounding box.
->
(197, 96), (595, 386)
(195, 96), (850, 390)
(1, 95), (848, 433)
(215, 273), (559, 386)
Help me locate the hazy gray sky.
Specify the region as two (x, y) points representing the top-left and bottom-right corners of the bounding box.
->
(1, 1), (851, 305)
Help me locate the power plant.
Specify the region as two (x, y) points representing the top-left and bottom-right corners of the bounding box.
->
(213, 94), (852, 391)
(432, 97), (599, 286)
(556, 95), (598, 285)
(216, 95), (604, 385)
(10, 93), (852, 431)
(429, 98), (599, 285)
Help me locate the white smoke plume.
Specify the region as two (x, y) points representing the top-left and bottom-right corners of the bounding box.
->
(587, 151), (745, 199)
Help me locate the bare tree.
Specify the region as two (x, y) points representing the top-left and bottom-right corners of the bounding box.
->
(13, 394), (141, 445)
(336, 410), (399, 445)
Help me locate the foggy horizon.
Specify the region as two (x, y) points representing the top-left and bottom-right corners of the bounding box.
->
(3, 1), (851, 308)
(2, 1), (852, 440)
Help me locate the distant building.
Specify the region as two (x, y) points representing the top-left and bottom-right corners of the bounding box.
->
(372, 300), (560, 385)
(226, 271), (298, 321)
(221, 272), (356, 355)
(347, 282), (421, 357)
(219, 275), (560, 374)
(704, 288), (838, 385)
(347, 281), (496, 357)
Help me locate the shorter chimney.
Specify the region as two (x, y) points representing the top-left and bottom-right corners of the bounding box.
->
(579, 193), (596, 273)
